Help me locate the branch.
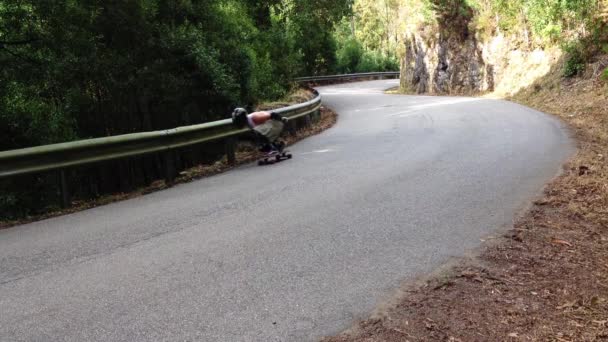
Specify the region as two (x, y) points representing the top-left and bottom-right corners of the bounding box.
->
(0, 39), (38, 48)
(0, 46), (42, 67)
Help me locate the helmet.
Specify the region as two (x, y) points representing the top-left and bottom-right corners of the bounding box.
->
(232, 107), (248, 127)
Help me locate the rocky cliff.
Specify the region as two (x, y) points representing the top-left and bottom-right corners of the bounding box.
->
(399, 30), (559, 96)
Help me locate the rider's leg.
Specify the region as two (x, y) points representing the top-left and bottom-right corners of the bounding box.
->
(273, 140), (285, 152)
(254, 132), (273, 152)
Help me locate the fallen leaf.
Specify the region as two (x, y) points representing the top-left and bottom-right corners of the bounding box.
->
(511, 233), (524, 242)
(433, 281), (454, 290)
(508, 332), (519, 338)
(552, 239), (573, 247)
(460, 270), (484, 282)
(557, 301), (577, 310)
(590, 296), (601, 306)
(569, 320), (584, 328)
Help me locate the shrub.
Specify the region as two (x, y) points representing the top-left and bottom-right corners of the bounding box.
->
(563, 43), (586, 77)
(336, 39), (365, 73)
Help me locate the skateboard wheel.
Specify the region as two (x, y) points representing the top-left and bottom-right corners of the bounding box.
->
(287, 154), (293, 159)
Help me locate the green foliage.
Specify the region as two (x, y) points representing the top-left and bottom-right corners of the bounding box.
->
(287, 0), (353, 75)
(0, 176), (59, 220)
(334, 0), (399, 75)
(0, 82), (77, 149)
(356, 50), (399, 72)
(429, 0), (474, 22)
(563, 53), (586, 78)
(349, 0), (605, 78)
(0, 0), (353, 145)
(335, 37), (399, 73)
(352, 0), (400, 54)
(602, 67), (608, 81)
(563, 41), (590, 77)
(337, 38), (365, 73)
(422, 0), (601, 47)
(0, 0), (354, 218)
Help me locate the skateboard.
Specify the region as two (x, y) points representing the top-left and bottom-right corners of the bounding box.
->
(258, 150), (293, 166)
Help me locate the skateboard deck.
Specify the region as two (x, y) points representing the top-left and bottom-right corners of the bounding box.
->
(258, 151), (292, 166)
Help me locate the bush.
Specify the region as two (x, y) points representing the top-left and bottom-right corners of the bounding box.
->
(563, 43), (586, 77)
(602, 67), (608, 81)
(356, 50), (399, 72)
(336, 38), (365, 73)
(563, 55), (586, 78)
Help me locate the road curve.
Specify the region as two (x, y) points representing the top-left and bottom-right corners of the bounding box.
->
(0, 80), (573, 341)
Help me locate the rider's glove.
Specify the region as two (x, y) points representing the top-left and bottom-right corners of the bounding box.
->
(270, 112), (282, 121)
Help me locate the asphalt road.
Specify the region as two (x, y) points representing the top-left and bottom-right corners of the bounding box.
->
(0, 80), (574, 342)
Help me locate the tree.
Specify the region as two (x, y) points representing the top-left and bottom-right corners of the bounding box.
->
(0, 0), (353, 218)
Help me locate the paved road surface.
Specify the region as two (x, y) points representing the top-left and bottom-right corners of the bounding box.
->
(0, 80), (573, 341)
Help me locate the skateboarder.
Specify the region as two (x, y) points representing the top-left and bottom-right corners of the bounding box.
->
(231, 108), (288, 153)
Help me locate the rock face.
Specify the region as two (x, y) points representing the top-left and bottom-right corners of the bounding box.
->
(400, 31), (493, 95)
(400, 31), (558, 96)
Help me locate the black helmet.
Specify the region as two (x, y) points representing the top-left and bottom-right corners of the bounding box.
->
(232, 107), (248, 127)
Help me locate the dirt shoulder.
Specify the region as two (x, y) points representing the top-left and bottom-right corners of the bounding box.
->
(325, 62), (608, 341)
(0, 91), (337, 230)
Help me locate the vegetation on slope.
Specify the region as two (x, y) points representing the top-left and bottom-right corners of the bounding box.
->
(0, 0), (352, 218)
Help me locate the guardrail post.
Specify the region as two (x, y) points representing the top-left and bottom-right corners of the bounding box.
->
(288, 119), (297, 136)
(313, 109), (321, 123)
(58, 169), (71, 208)
(226, 137), (236, 165)
(163, 151), (175, 185)
(304, 113), (312, 127)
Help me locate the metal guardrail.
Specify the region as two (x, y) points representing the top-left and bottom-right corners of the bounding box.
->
(0, 72), (400, 208)
(0, 91), (322, 179)
(294, 71), (399, 83)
